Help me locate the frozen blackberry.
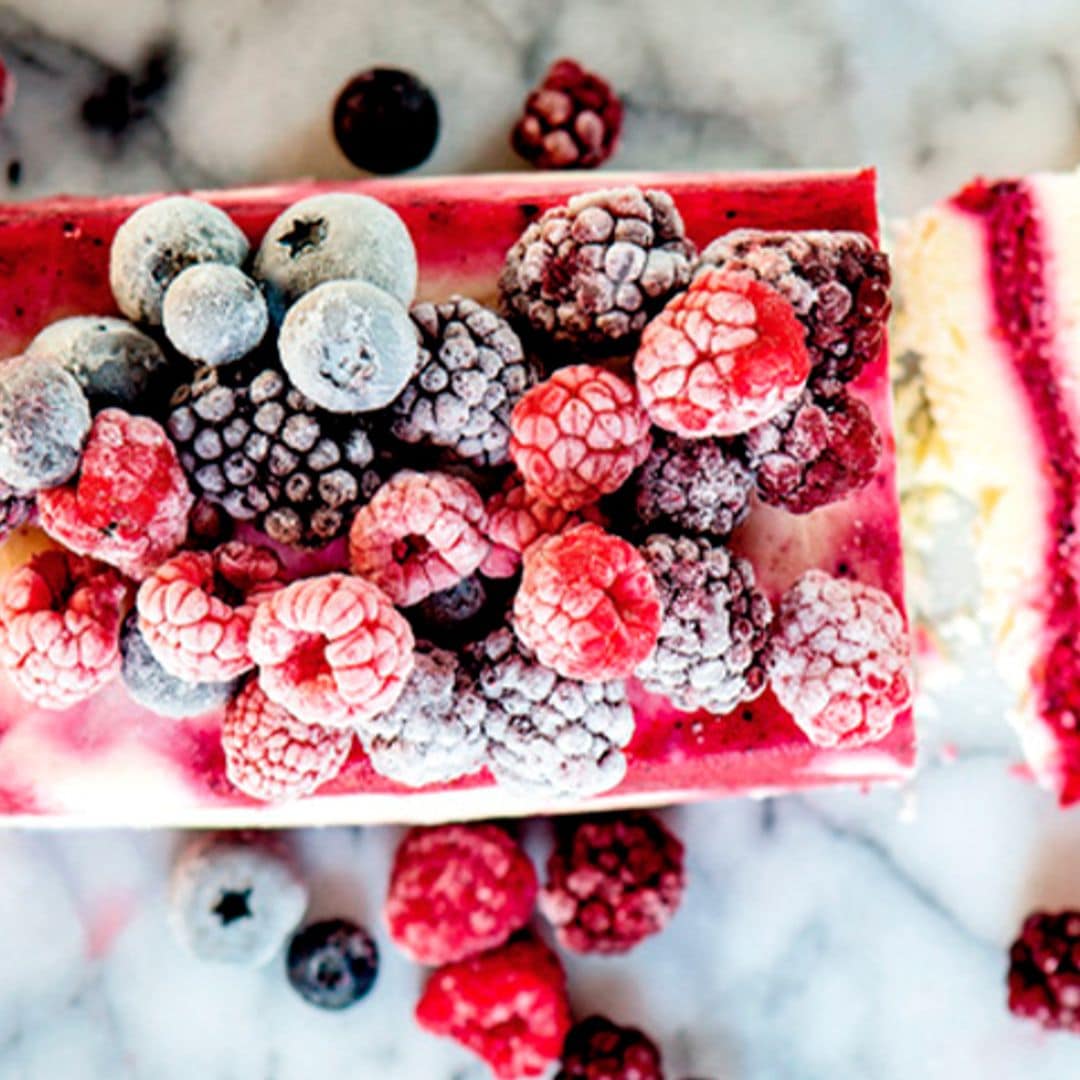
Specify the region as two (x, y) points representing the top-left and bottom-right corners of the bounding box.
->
(696, 229), (891, 383)
(167, 358), (383, 548)
(557, 1015), (664, 1080)
(633, 429), (753, 538)
(1009, 911), (1080, 1031)
(499, 186), (695, 353)
(391, 296), (536, 467)
(467, 627), (634, 799)
(636, 534), (771, 715)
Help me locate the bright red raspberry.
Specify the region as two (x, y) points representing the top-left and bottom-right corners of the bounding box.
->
(348, 471), (489, 608)
(0, 550), (127, 709)
(1008, 911), (1080, 1032)
(634, 268), (810, 438)
(136, 541), (283, 683)
(37, 408), (194, 580)
(767, 570), (912, 748)
(386, 824), (538, 966)
(510, 365), (652, 512)
(540, 812), (685, 955)
(248, 572), (414, 728)
(221, 678), (354, 802)
(416, 937), (571, 1079)
(513, 523), (660, 681)
(557, 1015), (665, 1080)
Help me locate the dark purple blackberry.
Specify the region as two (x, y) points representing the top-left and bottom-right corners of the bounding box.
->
(166, 357), (383, 548)
(697, 229), (891, 383)
(636, 533), (771, 715)
(332, 68), (439, 175)
(633, 428), (753, 538)
(1008, 911), (1080, 1031)
(739, 379), (881, 515)
(557, 1015), (664, 1080)
(0, 479), (35, 542)
(390, 297), (537, 467)
(286, 918), (379, 1011)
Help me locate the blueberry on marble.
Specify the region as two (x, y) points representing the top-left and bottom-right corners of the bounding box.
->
(286, 919), (379, 1010)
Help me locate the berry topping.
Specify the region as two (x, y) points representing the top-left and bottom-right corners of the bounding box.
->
(636, 533), (772, 714)
(540, 812), (685, 955)
(356, 641), (486, 788)
(0, 356), (91, 493)
(26, 315), (168, 410)
(136, 541), (283, 683)
(513, 523), (660, 682)
(635, 268), (811, 438)
(348, 470), (489, 608)
(500, 187), (695, 352)
(767, 570), (911, 749)
(119, 611), (237, 718)
(1008, 911), (1080, 1032)
(557, 1016), (665, 1080)
(512, 58), (623, 170)
(333, 67), (440, 175)
(509, 364), (652, 511)
(162, 264), (268, 367)
(633, 429), (753, 538)
(222, 678), (353, 802)
(286, 918), (379, 1010)
(168, 832), (308, 966)
(468, 627), (634, 798)
(167, 360), (383, 549)
(697, 229), (891, 383)
(386, 823), (538, 965)
(248, 572), (414, 728)
(253, 193), (417, 319)
(109, 196), (249, 325)
(415, 937), (572, 1079)
(0, 550), (126, 710)
(390, 296), (537, 468)
(739, 380), (882, 514)
(37, 408), (194, 580)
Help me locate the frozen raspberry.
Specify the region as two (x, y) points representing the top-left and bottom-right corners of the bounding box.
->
(468, 627), (634, 798)
(633, 429), (752, 538)
(500, 187), (695, 352)
(386, 824), (538, 965)
(248, 572), (414, 728)
(221, 678), (353, 802)
(636, 534), (772, 715)
(0, 479), (35, 543)
(0, 550), (127, 710)
(512, 58), (623, 170)
(37, 408), (194, 580)
(348, 470), (489, 608)
(1008, 911), (1080, 1032)
(481, 476), (605, 579)
(136, 541), (283, 683)
(739, 380), (882, 514)
(767, 570), (911, 749)
(355, 641), (487, 788)
(513, 523), (660, 682)
(509, 365), (652, 512)
(416, 937), (572, 1079)
(635, 268), (811, 438)
(558, 1016), (665, 1080)
(540, 812), (685, 955)
(697, 229), (891, 383)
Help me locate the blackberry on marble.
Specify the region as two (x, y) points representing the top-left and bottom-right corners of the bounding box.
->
(167, 358), (383, 548)
(636, 533), (771, 715)
(390, 296), (536, 467)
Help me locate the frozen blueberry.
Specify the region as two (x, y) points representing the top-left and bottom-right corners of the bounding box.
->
(163, 264), (269, 366)
(286, 919), (379, 1010)
(252, 193), (417, 320)
(332, 67), (440, 175)
(0, 356), (91, 493)
(109, 195), (249, 325)
(26, 315), (168, 409)
(169, 832), (308, 966)
(278, 279), (418, 413)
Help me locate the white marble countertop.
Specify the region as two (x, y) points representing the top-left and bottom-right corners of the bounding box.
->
(2, 1), (1080, 1077)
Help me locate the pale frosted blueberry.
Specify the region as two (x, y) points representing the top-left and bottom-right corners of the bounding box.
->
(163, 264), (268, 366)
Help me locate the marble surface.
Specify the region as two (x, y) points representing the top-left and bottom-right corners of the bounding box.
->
(1, 1), (1080, 1077)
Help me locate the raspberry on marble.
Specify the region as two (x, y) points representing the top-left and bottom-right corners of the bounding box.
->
(1008, 910), (1080, 1032)
(557, 1015), (665, 1080)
